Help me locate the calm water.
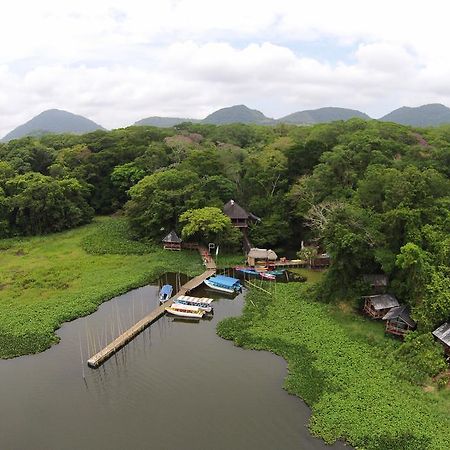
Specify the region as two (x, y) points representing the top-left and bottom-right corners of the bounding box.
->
(0, 274), (347, 450)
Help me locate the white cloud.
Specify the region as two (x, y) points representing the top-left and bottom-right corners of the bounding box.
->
(2, 1), (450, 136)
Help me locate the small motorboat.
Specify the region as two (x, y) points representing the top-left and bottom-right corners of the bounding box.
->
(267, 269), (285, 276)
(165, 304), (205, 319)
(260, 272), (276, 280)
(236, 267), (260, 277)
(204, 275), (242, 294)
(173, 295), (214, 313)
(159, 284), (173, 303)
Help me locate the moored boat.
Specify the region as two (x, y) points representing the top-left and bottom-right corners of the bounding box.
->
(159, 284), (173, 303)
(260, 272), (276, 280)
(173, 295), (214, 313)
(204, 275), (242, 294)
(165, 304), (205, 318)
(236, 267), (260, 276)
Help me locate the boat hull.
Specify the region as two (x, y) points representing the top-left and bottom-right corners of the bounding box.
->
(204, 279), (236, 294)
(165, 307), (204, 319)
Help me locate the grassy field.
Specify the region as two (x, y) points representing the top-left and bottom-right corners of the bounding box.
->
(0, 217), (204, 358)
(217, 279), (450, 450)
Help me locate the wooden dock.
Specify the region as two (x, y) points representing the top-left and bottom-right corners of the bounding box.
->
(87, 252), (216, 368)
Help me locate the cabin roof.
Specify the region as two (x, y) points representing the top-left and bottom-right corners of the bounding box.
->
(223, 199), (250, 219)
(382, 305), (416, 328)
(432, 322), (450, 346)
(162, 230), (182, 243)
(363, 294), (399, 310)
(363, 274), (388, 287)
(248, 248), (278, 261)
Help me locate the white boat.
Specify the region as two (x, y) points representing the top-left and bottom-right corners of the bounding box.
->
(165, 304), (205, 319)
(204, 275), (242, 294)
(176, 295), (213, 304)
(173, 299), (213, 313)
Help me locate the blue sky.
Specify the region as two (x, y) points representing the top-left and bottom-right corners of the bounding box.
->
(1, 0), (449, 136)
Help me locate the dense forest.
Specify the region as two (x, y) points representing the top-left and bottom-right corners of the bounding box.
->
(0, 119), (449, 360)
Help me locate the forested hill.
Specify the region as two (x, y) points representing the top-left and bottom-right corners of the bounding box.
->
(279, 107), (370, 124)
(2, 109), (105, 142)
(202, 104), (275, 124)
(134, 116), (201, 127)
(0, 119), (449, 338)
(380, 103), (450, 126)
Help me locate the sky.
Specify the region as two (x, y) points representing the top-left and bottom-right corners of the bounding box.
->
(1, 0), (450, 136)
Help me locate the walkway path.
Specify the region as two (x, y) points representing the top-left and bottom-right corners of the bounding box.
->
(87, 248), (216, 368)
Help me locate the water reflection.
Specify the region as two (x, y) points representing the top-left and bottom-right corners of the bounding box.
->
(0, 274), (347, 450)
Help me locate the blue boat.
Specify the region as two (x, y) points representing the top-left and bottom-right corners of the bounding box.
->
(204, 275), (242, 294)
(237, 268), (259, 276)
(159, 284), (173, 303)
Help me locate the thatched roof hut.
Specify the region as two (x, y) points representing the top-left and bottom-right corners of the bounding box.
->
(223, 200), (260, 228)
(247, 248), (277, 266)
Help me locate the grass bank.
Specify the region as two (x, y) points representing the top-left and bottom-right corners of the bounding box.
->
(217, 280), (450, 450)
(0, 217), (204, 358)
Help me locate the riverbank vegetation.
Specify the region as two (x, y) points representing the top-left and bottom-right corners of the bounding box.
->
(0, 217), (203, 358)
(1, 119), (449, 441)
(217, 281), (450, 450)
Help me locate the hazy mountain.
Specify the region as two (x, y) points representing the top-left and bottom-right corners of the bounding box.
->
(2, 109), (105, 141)
(379, 104), (450, 126)
(134, 116), (201, 127)
(279, 107), (371, 124)
(202, 104), (275, 125)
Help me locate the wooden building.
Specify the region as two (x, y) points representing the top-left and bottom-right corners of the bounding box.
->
(382, 305), (416, 337)
(162, 230), (182, 251)
(223, 200), (260, 229)
(362, 274), (388, 294)
(362, 294), (399, 319)
(247, 248), (278, 267)
(432, 322), (450, 356)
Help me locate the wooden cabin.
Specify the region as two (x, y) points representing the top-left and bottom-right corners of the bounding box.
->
(223, 200), (260, 229)
(247, 248), (278, 267)
(382, 305), (416, 337)
(362, 274), (388, 294)
(162, 230), (182, 251)
(432, 322), (450, 356)
(362, 294), (399, 319)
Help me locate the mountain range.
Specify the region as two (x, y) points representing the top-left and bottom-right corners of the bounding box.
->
(4, 103), (450, 141)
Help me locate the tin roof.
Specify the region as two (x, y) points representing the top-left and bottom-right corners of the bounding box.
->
(362, 274), (388, 287)
(382, 305), (416, 328)
(432, 322), (450, 346)
(363, 294), (399, 310)
(162, 230), (182, 243)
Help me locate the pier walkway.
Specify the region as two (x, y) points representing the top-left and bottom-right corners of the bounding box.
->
(87, 249), (216, 368)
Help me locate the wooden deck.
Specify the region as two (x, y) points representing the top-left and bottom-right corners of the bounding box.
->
(87, 249), (216, 368)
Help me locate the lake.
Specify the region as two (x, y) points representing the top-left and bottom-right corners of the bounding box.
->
(0, 274), (347, 450)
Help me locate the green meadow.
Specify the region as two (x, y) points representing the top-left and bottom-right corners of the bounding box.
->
(0, 217), (204, 358)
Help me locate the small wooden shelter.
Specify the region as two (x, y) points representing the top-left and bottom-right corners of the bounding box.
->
(362, 294), (399, 319)
(223, 200), (260, 229)
(247, 248), (277, 267)
(363, 274), (388, 294)
(432, 322), (450, 356)
(162, 230), (182, 251)
(382, 305), (416, 337)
